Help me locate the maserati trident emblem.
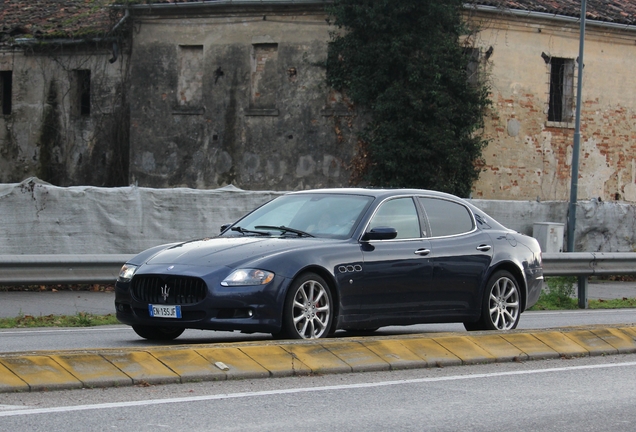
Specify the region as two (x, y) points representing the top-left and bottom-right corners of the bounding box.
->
(160, 284), (170, 302)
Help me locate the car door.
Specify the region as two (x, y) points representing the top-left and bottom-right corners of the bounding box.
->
(416, 197), (493, 314)
(357, 197), (433, 322)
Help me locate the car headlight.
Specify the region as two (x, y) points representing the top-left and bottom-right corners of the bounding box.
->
(118, 264), (138, 282)
(221, 269), (275, 287)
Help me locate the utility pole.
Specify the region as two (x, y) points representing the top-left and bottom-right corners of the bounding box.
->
(567, 0), (586, 253)
(568, 0), (587, 308)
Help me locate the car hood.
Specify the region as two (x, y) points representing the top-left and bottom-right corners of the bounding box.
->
(143, 236), (329, 268)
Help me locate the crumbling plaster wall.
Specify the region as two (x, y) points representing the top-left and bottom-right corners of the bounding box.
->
(471, 13), (636, 203)
(0, 48), (129, 186)
(129, 8), (357, 190)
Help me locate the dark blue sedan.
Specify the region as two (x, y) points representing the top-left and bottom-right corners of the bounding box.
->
(115, 188), (543, 340)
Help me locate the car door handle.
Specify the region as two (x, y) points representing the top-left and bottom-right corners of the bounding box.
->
(477, 244), (492, 252)
(414, 248), (431, 256)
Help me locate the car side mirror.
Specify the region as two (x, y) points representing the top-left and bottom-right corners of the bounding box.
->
(361, 227), (398, 241)
(220, 223), (232, 233)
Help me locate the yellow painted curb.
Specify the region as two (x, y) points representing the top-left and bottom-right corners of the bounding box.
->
(101, 351), (180, 385)
(239, 345), (312, 377)
(361, 339), (426, 370)
(49, 353), (132, 388)
(0, 362), (29, 392)
(1, 325), (635, 394)
(279, 344), (351, 374)
(396, 337), (461, 367)
(590, 328), (636, 354)
(531, 331), (589, 358)
(563, 330), (619, 355)
(469, 334), (528, 361)
(500, 333), (560, 359)
(620, 326), (636, 340)
(196, 347), (270, 379)
(322, 341), (390, 372)
(0, 355), (82, 391)
(149, 349), (227, 382)
(620, 326), (636, 339)
(434, 336), (496, 365)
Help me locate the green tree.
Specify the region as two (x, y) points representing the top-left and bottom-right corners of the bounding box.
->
(326, 0), (490, 197)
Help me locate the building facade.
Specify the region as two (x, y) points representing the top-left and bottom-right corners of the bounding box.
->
(2, 0), (636, 202)
(469, 3), (636, 202)
(127, 2), (359, 190)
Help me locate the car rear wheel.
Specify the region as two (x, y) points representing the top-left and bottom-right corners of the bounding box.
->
(464, 270), (521, 331)
(280, 273), (333, 339)
(132, 325), (185, 341)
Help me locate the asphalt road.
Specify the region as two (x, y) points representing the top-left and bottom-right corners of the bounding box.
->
(1, 308), (634, 353)
(0, 354), (634, 431)
(0, 279), (634, 353)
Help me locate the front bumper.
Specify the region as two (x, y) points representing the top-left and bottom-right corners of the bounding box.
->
(115, 270), (290, 334)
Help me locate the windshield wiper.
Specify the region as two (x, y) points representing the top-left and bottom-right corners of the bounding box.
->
(230, 226), (271, 236)
(254, 225), (314, 238)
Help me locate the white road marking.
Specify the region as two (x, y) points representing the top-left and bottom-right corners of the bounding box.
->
(0, 405), (29, 411)
(1, 361), (635, 418)
(0, 327), (129, 335)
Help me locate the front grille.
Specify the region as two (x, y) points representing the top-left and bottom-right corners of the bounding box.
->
(131, 275), (207, 305)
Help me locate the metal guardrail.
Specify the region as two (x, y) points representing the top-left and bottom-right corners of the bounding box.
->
(542, 252), (636, 276)
(1, 252), (635, 308)
(542, 252), (636, 308)
(0, 255), (134, 286)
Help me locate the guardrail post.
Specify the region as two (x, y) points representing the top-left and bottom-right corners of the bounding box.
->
(577, 276), (588, 309)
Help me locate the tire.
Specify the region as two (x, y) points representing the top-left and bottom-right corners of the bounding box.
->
(464, 270), (521, 331)
(280, 272), (333, 339)
(132, 325), (185, 341)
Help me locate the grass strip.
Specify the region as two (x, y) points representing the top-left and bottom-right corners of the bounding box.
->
(0, 312), (120, 329)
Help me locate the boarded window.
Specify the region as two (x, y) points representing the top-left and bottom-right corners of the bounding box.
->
(463, 48), (481, 87)
(72, 70), (91, 116)
(250, 43), (278, 109)
(548, 57), (575, 123)
(1, 71), (13, 115)
(178, 45), (204, 109)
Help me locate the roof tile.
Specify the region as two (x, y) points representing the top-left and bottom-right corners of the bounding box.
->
(1, 0), (636, 42)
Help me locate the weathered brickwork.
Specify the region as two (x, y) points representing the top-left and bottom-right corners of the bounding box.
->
(471, 12), (636, 202)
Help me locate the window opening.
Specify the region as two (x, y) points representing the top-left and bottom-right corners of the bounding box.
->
(1, 71), (12, 115)
(73, 70), (91, 116)
(547, 57), (574, 123)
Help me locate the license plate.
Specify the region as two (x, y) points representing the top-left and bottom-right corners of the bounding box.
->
(148, 304), (182, 319)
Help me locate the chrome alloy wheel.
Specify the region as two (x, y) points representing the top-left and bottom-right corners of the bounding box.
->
(488, 276), (520, 330)
(291, 278), (331, 339)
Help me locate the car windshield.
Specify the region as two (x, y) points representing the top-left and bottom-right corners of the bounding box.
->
(224, 193), (374, 239)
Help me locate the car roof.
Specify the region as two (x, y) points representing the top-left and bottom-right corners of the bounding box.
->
(286, 187), (465, 201)
(285, 188), (509, 231)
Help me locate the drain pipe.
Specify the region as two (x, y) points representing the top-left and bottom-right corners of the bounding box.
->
(108, 7), (130, 63)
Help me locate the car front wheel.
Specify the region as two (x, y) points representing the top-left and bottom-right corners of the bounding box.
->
(280, 273), (333, 339)
(132, 325), (185, 341)
(464, 270), (521, 331)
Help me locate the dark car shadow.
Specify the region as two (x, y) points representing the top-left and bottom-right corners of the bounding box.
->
(120, 323), (467, 346)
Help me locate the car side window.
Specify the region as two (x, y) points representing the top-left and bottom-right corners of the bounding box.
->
(417, 197), (474, 237)
(368, 197), (421, 239)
